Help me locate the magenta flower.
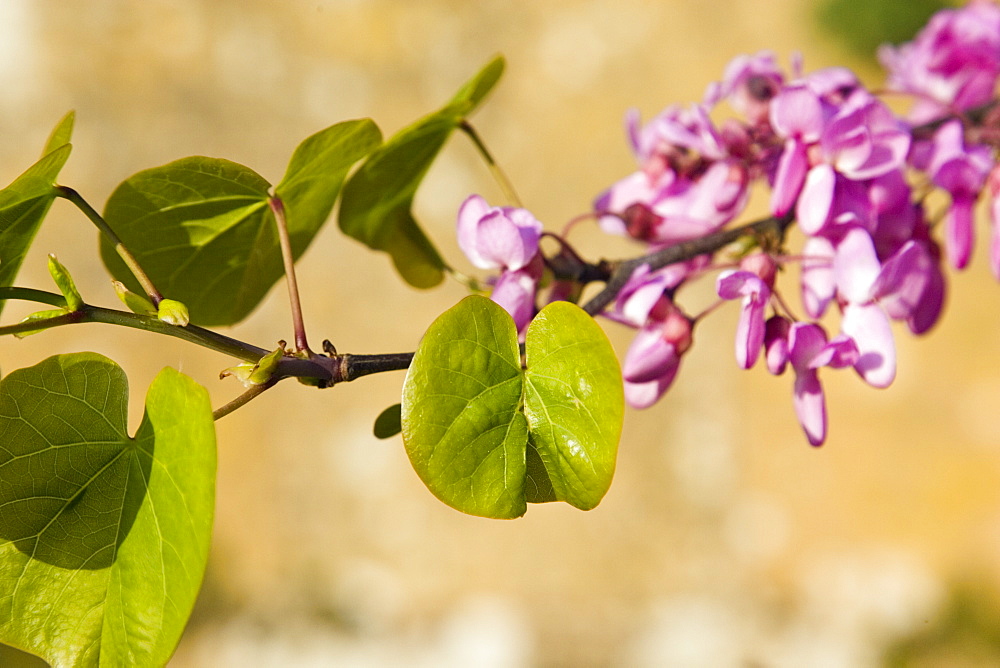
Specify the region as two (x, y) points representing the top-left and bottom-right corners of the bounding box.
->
(622, 302), (693, 409)
(769, 81), (907, 222)
(924, 120), (993, 269)
(818, 91), (910, 181)
(490, 267), (538, 334)
(769, 83), (823, 216)
(787, 322), (859, 446)
(832, 227), (898, 388)
(457, 194), (542, 272)
(832, 227), (942, 387)
(627, 103), (728, 170)
(594, 171), (664, 238)
(709, 51), (785, 125)
(596, 102), (750, 244)
(646, 161), (748, 243)
(605, 262), (700, 328)
(717, 269), (771, 369)
(595, 161), (748, 245)
(879, 0), (1000, 122)
(795, 165), (872, 236)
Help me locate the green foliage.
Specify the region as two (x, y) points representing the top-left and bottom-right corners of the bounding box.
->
(0, 112), (74, 317)
(100, 119), (380, 326)
(0, 354), (216, 666)
(275, 118), (383, 238)
(816, 0), (950, 58)
(0, 51), (626, 662)
(338, 56), (505, 289)
(401, 296), (623, 519)
(521, 301), (624, 510)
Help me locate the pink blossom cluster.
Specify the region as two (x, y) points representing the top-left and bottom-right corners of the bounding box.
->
(456, 1), (1000, 446)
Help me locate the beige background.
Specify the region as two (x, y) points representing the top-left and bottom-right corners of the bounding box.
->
(3, 0), (1000, 665)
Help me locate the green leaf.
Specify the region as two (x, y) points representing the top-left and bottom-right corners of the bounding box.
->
(523, 301), (624, 510)
(43, 111), (75, 156)
(338, 56), (505, 289)
(0, 113), (75, 317)
(101, 119), (381, 327)
(99, 157), (273, 326)
(401, 295), (623, 518)
(275, 118), (382, 240)
(402, 296), (526, 518)
(373, 403), (403, 439)
(0, 353), (216, 667)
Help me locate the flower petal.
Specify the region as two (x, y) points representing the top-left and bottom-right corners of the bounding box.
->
(833, 226), (881, 303)
(797, 164), (836, 235)
(793, 368), (827, 446)
(490, 269), (537, 332)
(456, 194), (492, 268)
(622, 328), (680, 384)
(841, 301), (896, 388)
(801, 235), (836, 318)
(770, 138), (808, 216)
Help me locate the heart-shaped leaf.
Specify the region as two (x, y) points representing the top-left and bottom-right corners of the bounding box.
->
(99, 156), (273, 325)
(0, 112), (74, 316)
(0, 354), (216, 667)
(401, 296), (623, 518)
(338, 56), (505, 288)
(100, 119), (380, 327)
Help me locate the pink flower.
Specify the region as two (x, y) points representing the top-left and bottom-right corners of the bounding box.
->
(627, 104), (728, 170)
(879, 0), (1000, 122)
(710, 51), (785, 125)
(605, 261), (702, 328)
(717, 268), (771, 369)
(768, 83), (823, 215)
(819, 91), (910, 181)
(595, 162), (748, 245)
(833, 227), (942, 386)
(795, 165), (873, 236)
(622, 301), (693, 409)
(923, 120), (993, 269)
(457, 194), (542, 272)
(787, 322), (859, 446)
(490, 267), (538, 334)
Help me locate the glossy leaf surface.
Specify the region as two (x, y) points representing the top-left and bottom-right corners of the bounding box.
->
(99, 156), (272, 325)
(101, 120), (379, 326)
(0, 354), (216, 666)
(402, 295), (622, 518)
(338, 56), (505, 288)
(0, 112), (74, 316)
(275, 118), (382, 242)
(523, 301), (624, 510)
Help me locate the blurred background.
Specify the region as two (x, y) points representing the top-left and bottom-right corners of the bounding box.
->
(4, 0), (1000, 665)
